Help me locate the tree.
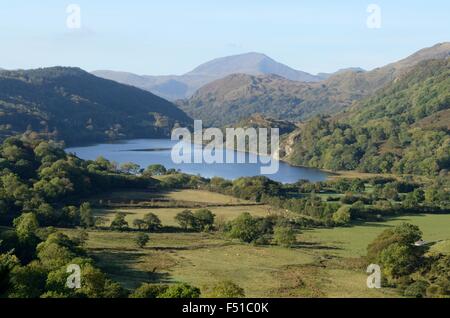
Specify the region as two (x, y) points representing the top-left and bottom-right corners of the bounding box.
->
(129, 283), (168, 298)
(143, 164), (167, 177)
(379, 243), (420, 281)
(416, 254), (450, 298)
(208, 280), (245, 298)
(403, 281), (429, 298)
(273, 225), (297, 247)
(332, 206), (352, 225)
(404, 189), (424, 208)
(367, 223), (423, 263)
(1, 173), (31, 203)
(33, 177), (74, 201)
(175, 210), (195, 230)
(9, 262), (47, 298)
(143, 213), (162, 232)
(73, 230), (89, 247)
(13, 213), (39, 243)
(79, 202), (94, 228)
(134, 233), (150, 249)
(35, 203), (55, 225)
(350, 179), (366, 192)
(158, 283), (201, 298)
(133, 219), (146, 230)
(110, 212), (129, 231)
(228, 213), (265, 244)
(192, 209), (215, 232)
(34, 233), (80, 270)
(366, 223), (426, 284)
(94, 216), (108, 228)
(119, 162), (140, 175)
(61, 206), (80, 226)
(0, 252), (20, 296)
(77, 265), (125, 298)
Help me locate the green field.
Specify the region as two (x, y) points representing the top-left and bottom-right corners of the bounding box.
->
(89, 189), (254, 206)
(302, 214), (450, 257)
(56, 189), (448, 298)
(96, 205), (273, 228)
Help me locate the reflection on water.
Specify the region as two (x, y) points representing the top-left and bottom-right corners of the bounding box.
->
(66, 139), (328, 184)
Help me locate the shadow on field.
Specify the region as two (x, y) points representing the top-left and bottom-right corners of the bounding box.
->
(151, 241), (233, 252)
(351, 213), (434, 229)
(89, 249), (173, 288)
(294, 242), (342, 251)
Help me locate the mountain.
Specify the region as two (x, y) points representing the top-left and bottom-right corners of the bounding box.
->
(179, 42), (450, 126)
(229, 114), (298, 136)
(0, 67), (192, 144)
(92, 52), (322, 100)
(344, 58), (450, 129)
(324, 42), (450, 98)
(281, 58), (450, 176)
(185, 52), (319, 82)
(177, 74), (319, 126)
(316, 67), (366, 80)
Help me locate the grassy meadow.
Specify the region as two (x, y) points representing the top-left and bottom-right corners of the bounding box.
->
(303, 214), (450, 258)
(58, 189), (450, 298)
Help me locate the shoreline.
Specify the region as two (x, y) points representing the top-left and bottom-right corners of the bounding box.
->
(64, 137), (397, 182)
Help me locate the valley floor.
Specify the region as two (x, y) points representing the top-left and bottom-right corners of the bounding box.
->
(61, 189), (450, 298)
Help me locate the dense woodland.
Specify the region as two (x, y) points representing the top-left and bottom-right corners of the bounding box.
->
(284, 58), (450, 177)
(0, 135), (207, 298)
(0, 67), (192, 144)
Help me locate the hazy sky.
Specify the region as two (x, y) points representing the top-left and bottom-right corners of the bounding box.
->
(0, 0), (449, 75)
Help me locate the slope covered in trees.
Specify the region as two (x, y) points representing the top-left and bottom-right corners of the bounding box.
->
(283, 58), (450, 176)
(178, 43), (450, 126)
(0, 67), (192, 144)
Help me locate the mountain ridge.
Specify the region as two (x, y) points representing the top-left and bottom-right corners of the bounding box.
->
(92, 52), (326, 100)
(0, 67), (192, 144)
(281, 57), (450, 176)
(179, 42), (450, 126)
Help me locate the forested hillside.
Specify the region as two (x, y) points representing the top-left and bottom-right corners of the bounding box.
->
(177, 72), (361, 127)
(0, 67), (192, 144)
(283, 58), (450, 176)
(178, 43), (450, 126)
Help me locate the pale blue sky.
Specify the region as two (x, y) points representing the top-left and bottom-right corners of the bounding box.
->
(0, 0), (449, 75)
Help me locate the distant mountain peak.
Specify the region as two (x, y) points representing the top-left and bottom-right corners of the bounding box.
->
(179, 42), (450, 126)
(186, 52), (318, 82)
(93, 52), (321, 100)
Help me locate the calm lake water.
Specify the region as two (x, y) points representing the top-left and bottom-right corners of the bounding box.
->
(65, 139), (328, 184)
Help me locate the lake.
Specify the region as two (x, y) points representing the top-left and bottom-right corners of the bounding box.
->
(65, 139), (328, 184)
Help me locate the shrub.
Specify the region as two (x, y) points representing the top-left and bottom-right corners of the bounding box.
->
(129, 283), (168, 298)
(208, 281), (245, 298)
(175, 210), (195, 230)
(110, 212), (129, 231)
(134, 233), (150, 249)
(332, 206), (352, 225)
(143, 213), (162, 232)
(227, 213), (269, 244)
(158, 283), (201, 298)
(273, 225), (297, 247)
(403, 281), (429, 298)
(192, 209), (215, 232)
